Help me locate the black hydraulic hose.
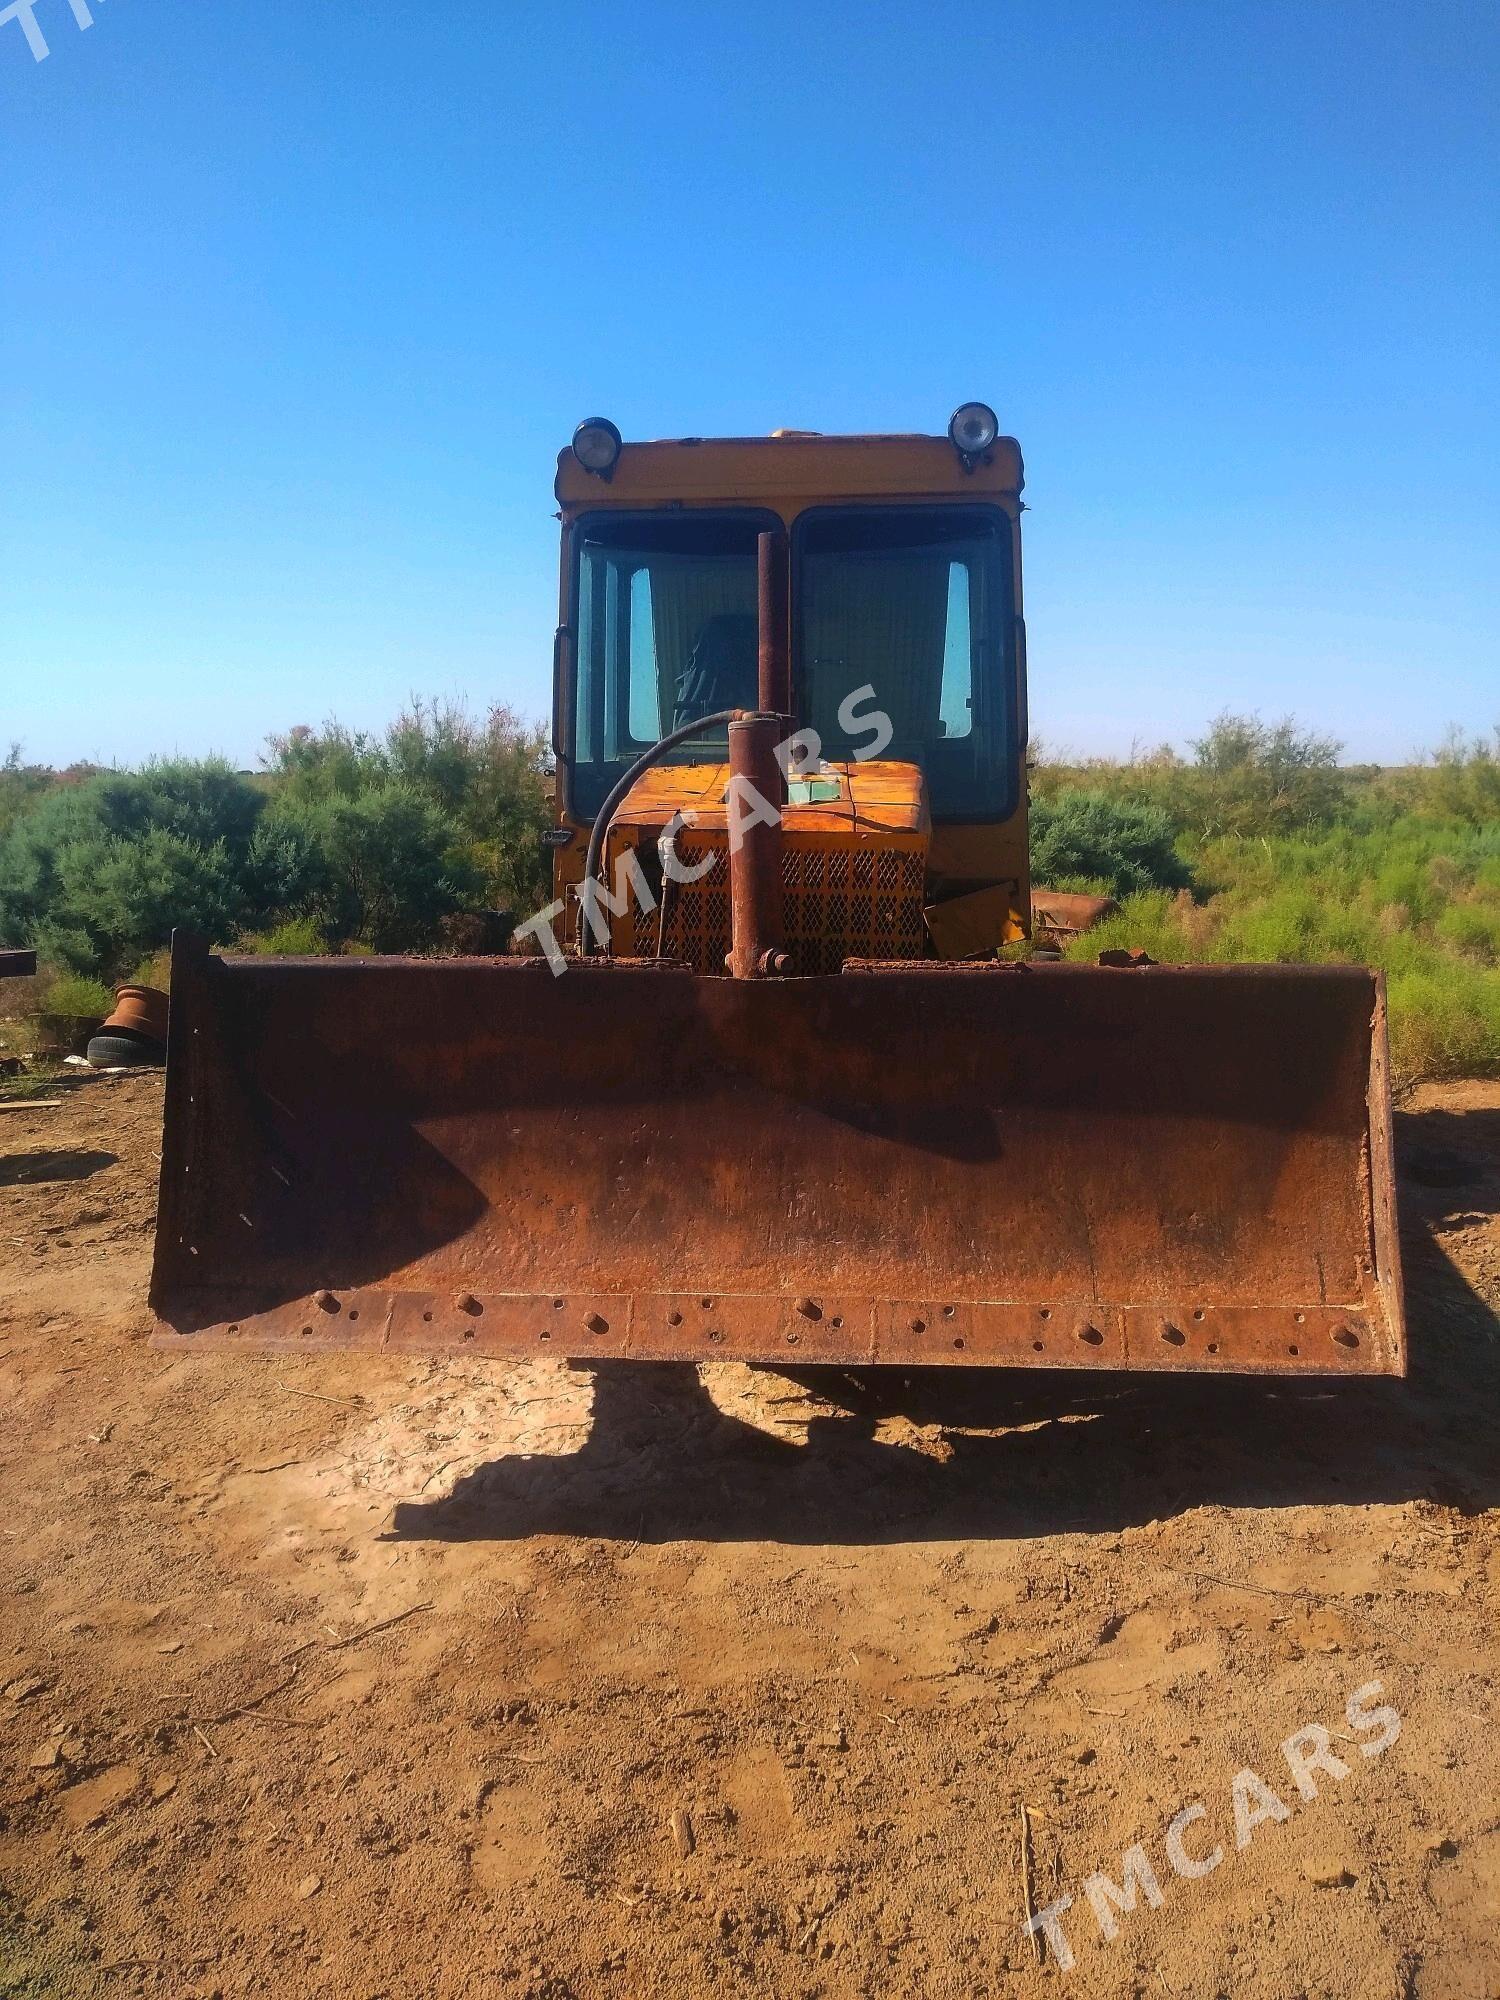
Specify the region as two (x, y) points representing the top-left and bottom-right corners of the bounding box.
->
(576, 708), (742, 957)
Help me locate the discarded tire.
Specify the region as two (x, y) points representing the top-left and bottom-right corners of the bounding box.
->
(86, 1031), (165, 1070)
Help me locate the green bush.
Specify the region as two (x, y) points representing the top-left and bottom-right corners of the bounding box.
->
(0, 760), (266, 976)
(0, 744), (61, 842)
(39, 972), (114, 1018)
(259, 785), (482, 952)
(127, 948), (173, 989)
(1185, 712), (1347, 834)
(1032, 711), (1349, 839)
(265, 697), (552, 914)
(1030, 790), (1192, 898)
(0, 701), (553, 974)
(1383, 728), (1500, 825)
(1387, 963), (1500, 1080)
(1436, 901), (1500, 964)
(32, 827), (245, 979)
(235, 916), (331, 956)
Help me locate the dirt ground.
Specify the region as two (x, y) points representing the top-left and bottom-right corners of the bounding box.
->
(1, 1074), (1497, 1999)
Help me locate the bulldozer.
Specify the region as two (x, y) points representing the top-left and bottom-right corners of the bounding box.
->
(151, 408), (1404, 1378)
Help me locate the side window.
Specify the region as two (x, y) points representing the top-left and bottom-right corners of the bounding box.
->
(576, 551), (599, 764)
(601, 560), (625, 753)
(628, 568), (661, 742)
(939, 560), (973, 740)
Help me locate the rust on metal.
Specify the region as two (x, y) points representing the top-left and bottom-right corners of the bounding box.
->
(100, 982), (169, 1042)
(724, 714), (790, 979)
(151, 942), (1405, 1380)
(1031, 890), (1118, 943)
(924, 882), (1026, 960)
(153, 1289), (1392, 1374)
(757, 527), (791, 717)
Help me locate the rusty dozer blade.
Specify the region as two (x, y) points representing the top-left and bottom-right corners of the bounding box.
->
(150, 934), (1404, 1378)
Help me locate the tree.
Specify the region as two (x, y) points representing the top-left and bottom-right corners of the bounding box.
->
(0, 744), (59, 843)
(0, 760), (267, 973)
(36, 828), (244, 975)
(259, 785), (482, 951)
(1186, 712), (1346, 834)
(2, 700), (553, 973)
(264, 697), (552, 914)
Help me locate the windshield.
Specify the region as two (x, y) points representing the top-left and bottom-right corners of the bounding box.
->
(566, 503), (1015, 822)
(795, 504), (1014, 821)
(568, 510), (773, 819)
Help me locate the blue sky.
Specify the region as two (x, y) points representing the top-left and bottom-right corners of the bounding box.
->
(2, 0), (1496, 768)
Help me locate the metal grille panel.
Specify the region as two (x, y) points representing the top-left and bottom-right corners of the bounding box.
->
(629, 837), (927, 975)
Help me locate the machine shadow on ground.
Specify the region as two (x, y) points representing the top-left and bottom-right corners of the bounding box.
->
(392, 1105), (1499, 1547)
(0, 1148), (118, 1189)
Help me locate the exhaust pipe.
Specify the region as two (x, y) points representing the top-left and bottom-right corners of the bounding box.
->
(757, 527), (790, 717)
(725, 529), (794, 978)
(725, 712), (789, 979)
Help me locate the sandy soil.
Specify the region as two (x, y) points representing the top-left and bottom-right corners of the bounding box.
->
(0, 1073), (1497, 1999)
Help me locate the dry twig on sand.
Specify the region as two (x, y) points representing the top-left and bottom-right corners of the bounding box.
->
(1162, 1565), (1316, 1603)
(193, 1662), (304, 1728)
(1020, 1804), (1041, 1963)
(275, 1380), (364, 1407)
(325, 1602), (433, 1651)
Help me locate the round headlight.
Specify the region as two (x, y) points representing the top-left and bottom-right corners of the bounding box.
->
(572, 417), (622, 477)
(948, 401), (999, 460)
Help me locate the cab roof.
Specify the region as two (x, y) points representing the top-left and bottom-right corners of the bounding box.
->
(554, 430), (1024, 512)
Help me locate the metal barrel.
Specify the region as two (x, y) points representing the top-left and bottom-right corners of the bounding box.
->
(151, 935), (1404, 1378)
